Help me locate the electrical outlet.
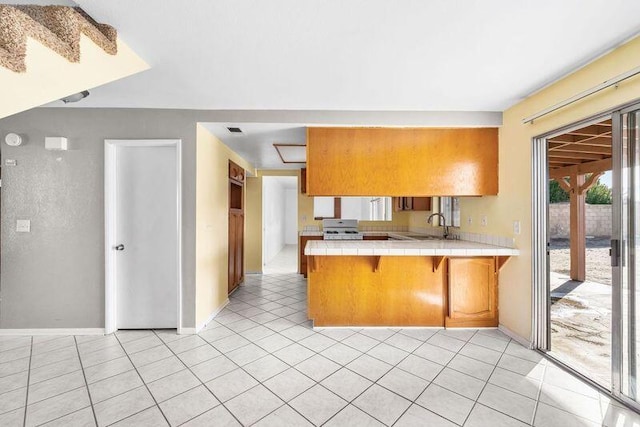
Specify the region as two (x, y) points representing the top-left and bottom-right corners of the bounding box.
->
(481, 215), (488, 227)
(467, 216), (473, 225)
(513, 220), (521, 235)
(16, 219), (30, 233)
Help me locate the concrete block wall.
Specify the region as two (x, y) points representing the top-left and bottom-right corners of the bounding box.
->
(549, 203), (611, 238)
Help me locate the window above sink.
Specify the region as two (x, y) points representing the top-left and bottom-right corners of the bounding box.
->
(313, 197), (393, 221)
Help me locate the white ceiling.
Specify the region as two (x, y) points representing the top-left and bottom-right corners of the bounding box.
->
(203, 123), (306, 170)
(31, 0), (640, 112)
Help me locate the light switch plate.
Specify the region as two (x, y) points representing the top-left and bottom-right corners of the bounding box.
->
(513, 220), (521, 235)
(16, 219), (30, 233)
(481, 215), (488, 227)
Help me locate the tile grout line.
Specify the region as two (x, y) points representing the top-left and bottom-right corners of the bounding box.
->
(112, 332), (172, 426)
(201, 283), (322, 426)
(389, 328), (489, 426)
(73, 336), (99, 427)
(379, 330), (473, 426)
(229, 283), (427, 426)
(231, 280), (499, 425)
(205, 278), (547, 426)
(22, 336), (33, 427)
(459, 331), (532, 426)
(149, 329), (246, 427)
(319, 329), (427, 426)
(529, 361), (548, 426)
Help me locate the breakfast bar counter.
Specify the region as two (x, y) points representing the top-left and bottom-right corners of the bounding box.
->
(304, 239), (519, 328)
(304, 239), (520, 257)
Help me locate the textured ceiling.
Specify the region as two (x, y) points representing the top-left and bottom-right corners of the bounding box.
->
(36, 0), (640, 112)
(202, 123), (306, 170)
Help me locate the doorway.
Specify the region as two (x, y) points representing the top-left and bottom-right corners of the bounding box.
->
(547, 118), (613, 388)
(533, 101), (640, 409)
(105, 139), (182, 334)
(262, 176), (298, 274)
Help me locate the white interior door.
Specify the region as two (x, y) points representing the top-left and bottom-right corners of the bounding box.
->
(115, 144), (177, 329)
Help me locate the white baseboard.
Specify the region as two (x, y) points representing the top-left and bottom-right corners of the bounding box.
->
(313, 326), (445, 330)
(192, 299), (230, 334)
(0, 328), (105, 336)
(178, 327), (197, 335)
(498, 324), (532, 348)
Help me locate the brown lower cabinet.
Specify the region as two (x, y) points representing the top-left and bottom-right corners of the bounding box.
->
(228, 211), (244, 293)
(362, 235), (388, 241)
(445, 257), (497, 327)
(299, 235), (322, 278)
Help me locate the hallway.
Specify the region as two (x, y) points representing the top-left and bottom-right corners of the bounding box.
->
(263, 245), (298, 275)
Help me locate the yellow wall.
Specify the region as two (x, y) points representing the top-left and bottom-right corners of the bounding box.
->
(0, 36), (148, 119)
(462, 35), (640, 340)
(195, 125), (254, 327)
(245, 170), (413, 273)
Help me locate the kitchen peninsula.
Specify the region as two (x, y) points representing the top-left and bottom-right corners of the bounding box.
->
(305, 239), (519, 328)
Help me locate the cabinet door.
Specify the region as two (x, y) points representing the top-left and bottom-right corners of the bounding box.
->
(448, 258), (496, 322)
(393, 197), (404, 212)
(411, 197), (432, 211)
(403, 197), (413, 210)
(228, 214), (237, 293)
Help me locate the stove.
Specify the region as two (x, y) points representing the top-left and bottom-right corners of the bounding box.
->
(322, 219), (363, 240)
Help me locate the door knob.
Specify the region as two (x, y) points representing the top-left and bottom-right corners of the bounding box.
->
(115, 244), (125, 251)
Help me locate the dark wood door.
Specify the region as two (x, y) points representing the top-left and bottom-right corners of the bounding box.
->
(235, 213), (244, 286)
(228, 213), (237, 293)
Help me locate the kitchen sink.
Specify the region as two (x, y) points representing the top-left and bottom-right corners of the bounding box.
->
(390, 234), (446, 241)
(406, 234), (444, 240)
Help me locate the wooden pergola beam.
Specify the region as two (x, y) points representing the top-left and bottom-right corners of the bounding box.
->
(547, 152), (604, 161)
(548, 143), (611, 154)
(552, 176), (572, 193)
(548, 157), (583, 165)
(578, 172), (604, 195)
(549, 158), (612, 179)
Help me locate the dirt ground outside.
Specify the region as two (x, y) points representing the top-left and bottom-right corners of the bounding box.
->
(549, 237), (612, 388)
(549, 237), (611, 285)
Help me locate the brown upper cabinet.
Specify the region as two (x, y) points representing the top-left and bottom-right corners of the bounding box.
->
(307, 127), (498, 196)
(394, 197), (431, 212)
(229, 161), (245, 183)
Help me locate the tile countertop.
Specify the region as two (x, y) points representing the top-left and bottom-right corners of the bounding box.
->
(299, 231), (421, 237)
(304, 239), (519, 256)
(300, 231), (324, 236)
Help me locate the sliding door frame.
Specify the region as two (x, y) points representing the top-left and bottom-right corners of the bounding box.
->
(613, 102), (640, 409)
(531, 104), (640, 409)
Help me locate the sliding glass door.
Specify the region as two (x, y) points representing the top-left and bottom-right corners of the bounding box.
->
(533, 102), (640, 410)
(615, 106), (640, 406)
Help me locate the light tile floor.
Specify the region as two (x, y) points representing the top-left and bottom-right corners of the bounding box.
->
(263, 245), (298, 274)
(1, 273), (639, 426)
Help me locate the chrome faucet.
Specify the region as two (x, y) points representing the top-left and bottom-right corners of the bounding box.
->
(427, 213), (449, 239)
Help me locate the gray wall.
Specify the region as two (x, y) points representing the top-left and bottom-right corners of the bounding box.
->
(0, 108), (201, 328)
